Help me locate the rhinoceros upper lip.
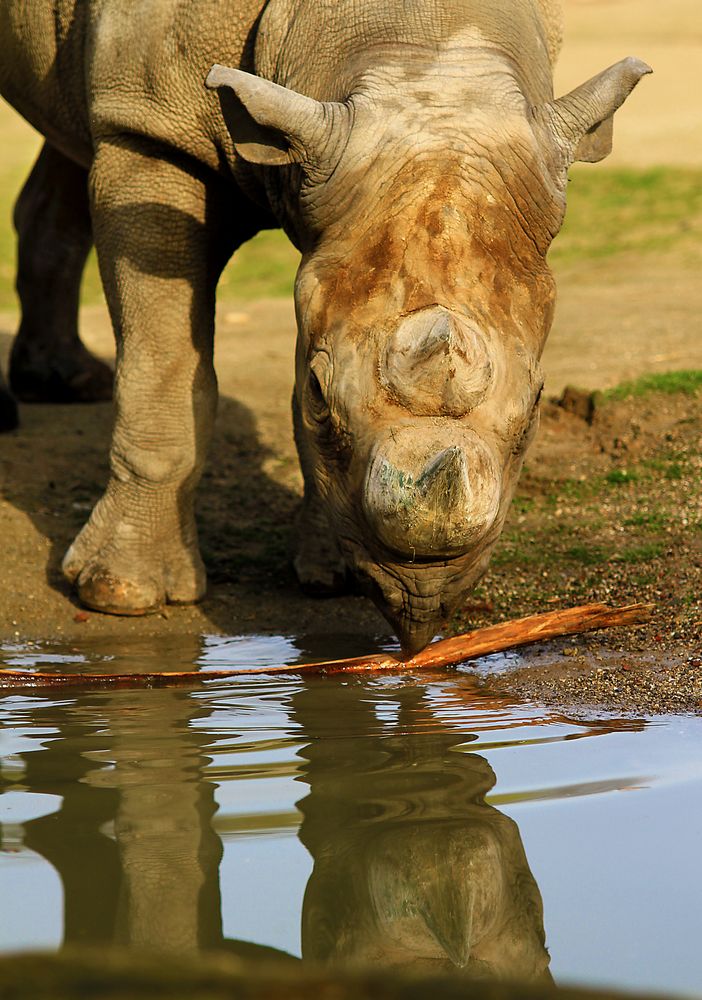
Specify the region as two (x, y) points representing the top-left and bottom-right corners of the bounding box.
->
(337, 530), (492, 577)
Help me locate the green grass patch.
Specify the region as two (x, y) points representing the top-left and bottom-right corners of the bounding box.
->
(218, 230), (299, 302)
(602, 370), (702, 402)
(541, 478), (594, 507)
(605, 468), (639, 485)
(556, 479), (592, 501)
(624, 509), (667, 531)
(642, 456), (694, 481)
(551, 167), (702, 265)
(613, 542), (665, 564)
(492, 543), (542, 567)
(511, 496), (536, 515)
(663, 463), (685, 481)
(565, 544), (608, 566)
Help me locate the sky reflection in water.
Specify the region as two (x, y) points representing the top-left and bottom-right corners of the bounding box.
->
(1, 632), (702, 996)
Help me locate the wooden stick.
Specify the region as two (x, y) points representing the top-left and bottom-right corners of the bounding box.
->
(408, 602), (653, 670)
(0, 602), (653, 690)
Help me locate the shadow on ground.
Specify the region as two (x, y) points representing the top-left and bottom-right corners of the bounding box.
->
(0, 324), (388, 648)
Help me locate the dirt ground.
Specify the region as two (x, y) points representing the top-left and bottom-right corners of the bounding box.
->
(0, 0), (701, 713)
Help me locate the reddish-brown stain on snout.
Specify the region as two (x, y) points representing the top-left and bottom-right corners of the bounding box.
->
(364, 231), (399, 275)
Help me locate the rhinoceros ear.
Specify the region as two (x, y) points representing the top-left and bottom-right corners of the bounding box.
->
(206, 64), (348, 167)
(537, 57), (652, 164)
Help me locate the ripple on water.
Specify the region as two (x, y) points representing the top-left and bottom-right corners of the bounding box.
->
(2, 633), (702, 995)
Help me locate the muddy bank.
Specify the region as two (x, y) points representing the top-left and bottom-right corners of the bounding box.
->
(481, 641), (702, 718)
(0, 949), (676, 1000)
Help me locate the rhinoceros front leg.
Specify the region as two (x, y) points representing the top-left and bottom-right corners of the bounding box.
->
(294, 487), (349, 596)
(292, 398), (348, 596)
(63, 140), (233, 614)
(9, 142), (113, 403)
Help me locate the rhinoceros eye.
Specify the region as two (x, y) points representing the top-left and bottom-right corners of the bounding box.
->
(308, 358), (331, 423)
(510, 382), (544, 457)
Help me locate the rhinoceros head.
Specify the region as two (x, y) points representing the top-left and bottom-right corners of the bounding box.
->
(207, 57), (650, 653)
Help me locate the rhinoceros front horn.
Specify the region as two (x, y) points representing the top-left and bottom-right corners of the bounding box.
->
(382, 307), (493, 417)
(363, 427), (500, 561)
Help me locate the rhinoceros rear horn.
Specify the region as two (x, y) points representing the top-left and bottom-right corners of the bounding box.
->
(383, 307), (493, 417)
(206, 65), (349, 168)
(537, 56), (652, 164)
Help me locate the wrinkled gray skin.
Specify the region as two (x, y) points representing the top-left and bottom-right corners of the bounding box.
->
(0, 0), (650, 652)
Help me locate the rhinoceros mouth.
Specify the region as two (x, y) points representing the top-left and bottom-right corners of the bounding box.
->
(338, 532), (497, 656)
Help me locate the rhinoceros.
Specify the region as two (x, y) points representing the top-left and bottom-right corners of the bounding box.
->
(0, 0), (649, 652)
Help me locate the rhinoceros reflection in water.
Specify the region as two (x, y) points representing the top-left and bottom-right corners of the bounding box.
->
(17, 684), (223, 952)
(14, 674), (548, 977)
(293, 684), (550, 980)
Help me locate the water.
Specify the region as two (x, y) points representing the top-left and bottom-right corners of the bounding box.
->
(1, 633), (702, 995)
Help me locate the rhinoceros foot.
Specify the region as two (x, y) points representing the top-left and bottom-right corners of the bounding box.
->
(62, 485), (206, 615)
(9, 340), (113, 404)
(73, 569), (164, 617)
